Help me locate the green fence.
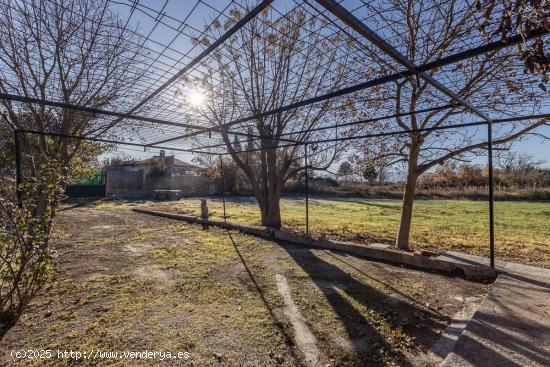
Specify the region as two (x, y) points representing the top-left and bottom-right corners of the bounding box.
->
(71, 171), (104, 185)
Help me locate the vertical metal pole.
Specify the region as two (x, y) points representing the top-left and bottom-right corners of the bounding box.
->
(487, 121), (495, 268)
(14, 129), (22, 208)
(305, 144), (309, 235)
(220, 155), (227, 222)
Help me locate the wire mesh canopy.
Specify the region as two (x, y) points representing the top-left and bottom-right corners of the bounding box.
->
(1, 0), (548, 155)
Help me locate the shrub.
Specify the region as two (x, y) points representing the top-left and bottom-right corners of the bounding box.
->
(0, 169), (64, 327)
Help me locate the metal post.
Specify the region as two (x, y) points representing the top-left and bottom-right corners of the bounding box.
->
(487, 122), (495, 268)
(220, 155), (227, 223)
(14, 129), (22, 208)
(305, 144), (309, 235)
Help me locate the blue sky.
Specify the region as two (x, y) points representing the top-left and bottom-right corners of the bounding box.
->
(508, 133), (549, 167)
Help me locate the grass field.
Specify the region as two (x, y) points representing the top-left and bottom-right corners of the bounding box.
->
(147, 197), (550, 267)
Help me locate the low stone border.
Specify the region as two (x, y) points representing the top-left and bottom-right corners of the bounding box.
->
(133, 208), (496, 281)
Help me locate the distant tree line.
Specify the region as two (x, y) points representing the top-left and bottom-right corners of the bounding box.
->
(419, 159), (550, 190)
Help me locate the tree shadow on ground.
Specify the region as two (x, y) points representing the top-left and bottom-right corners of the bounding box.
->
(224, 230), (303, 366)
(469, 313), (550, 365)
(453, 276), (550, 366)
(448, 332), (525, 367)
(281, 244), (449, 366)
(448, 310), (550, 367)
(429, 272), (550, 366)
(321, 251), (444, 314)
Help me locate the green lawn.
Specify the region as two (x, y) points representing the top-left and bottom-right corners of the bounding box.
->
(147, 197), (550, 267)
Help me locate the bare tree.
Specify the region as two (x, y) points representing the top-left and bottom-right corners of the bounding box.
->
(496, 150), (545, 187)
(187, 6), (357, 228)
(356, 0), (549, 249)
(0, 0), (143, 213)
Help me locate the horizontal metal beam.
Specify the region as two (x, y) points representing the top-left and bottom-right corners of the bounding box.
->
(150, 27), (548, 146)
(279, 104), (455, 137)
(189, 112), (549, 155)
(0, 92), (295, 143)
(191, 105), (456, 152)
(0, 92), (200, 129)
(188, 104), (455, 151)
(17, 128), (220, 155)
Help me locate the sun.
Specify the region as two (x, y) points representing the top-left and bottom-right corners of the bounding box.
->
(187, 88), (206, 108)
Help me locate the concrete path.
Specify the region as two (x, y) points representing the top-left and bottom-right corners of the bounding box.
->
(275, 273), (328, 367)
(436, 252), (550, 366)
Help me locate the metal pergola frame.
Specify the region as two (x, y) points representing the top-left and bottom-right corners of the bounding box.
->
(4, 0), (550, 269)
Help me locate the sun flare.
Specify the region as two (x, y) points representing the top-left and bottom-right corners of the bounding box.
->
(187, 88), (206, 108)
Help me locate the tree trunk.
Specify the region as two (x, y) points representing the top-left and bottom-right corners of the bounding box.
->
(396, 169), (418, 250)
(256, 183), (282, 229)
(257, 138), (283, 228)
(260, 196), (282, 228)
(396, 141), (421, 250)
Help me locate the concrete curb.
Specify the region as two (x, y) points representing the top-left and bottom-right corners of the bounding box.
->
(133, 208), (496, 281)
